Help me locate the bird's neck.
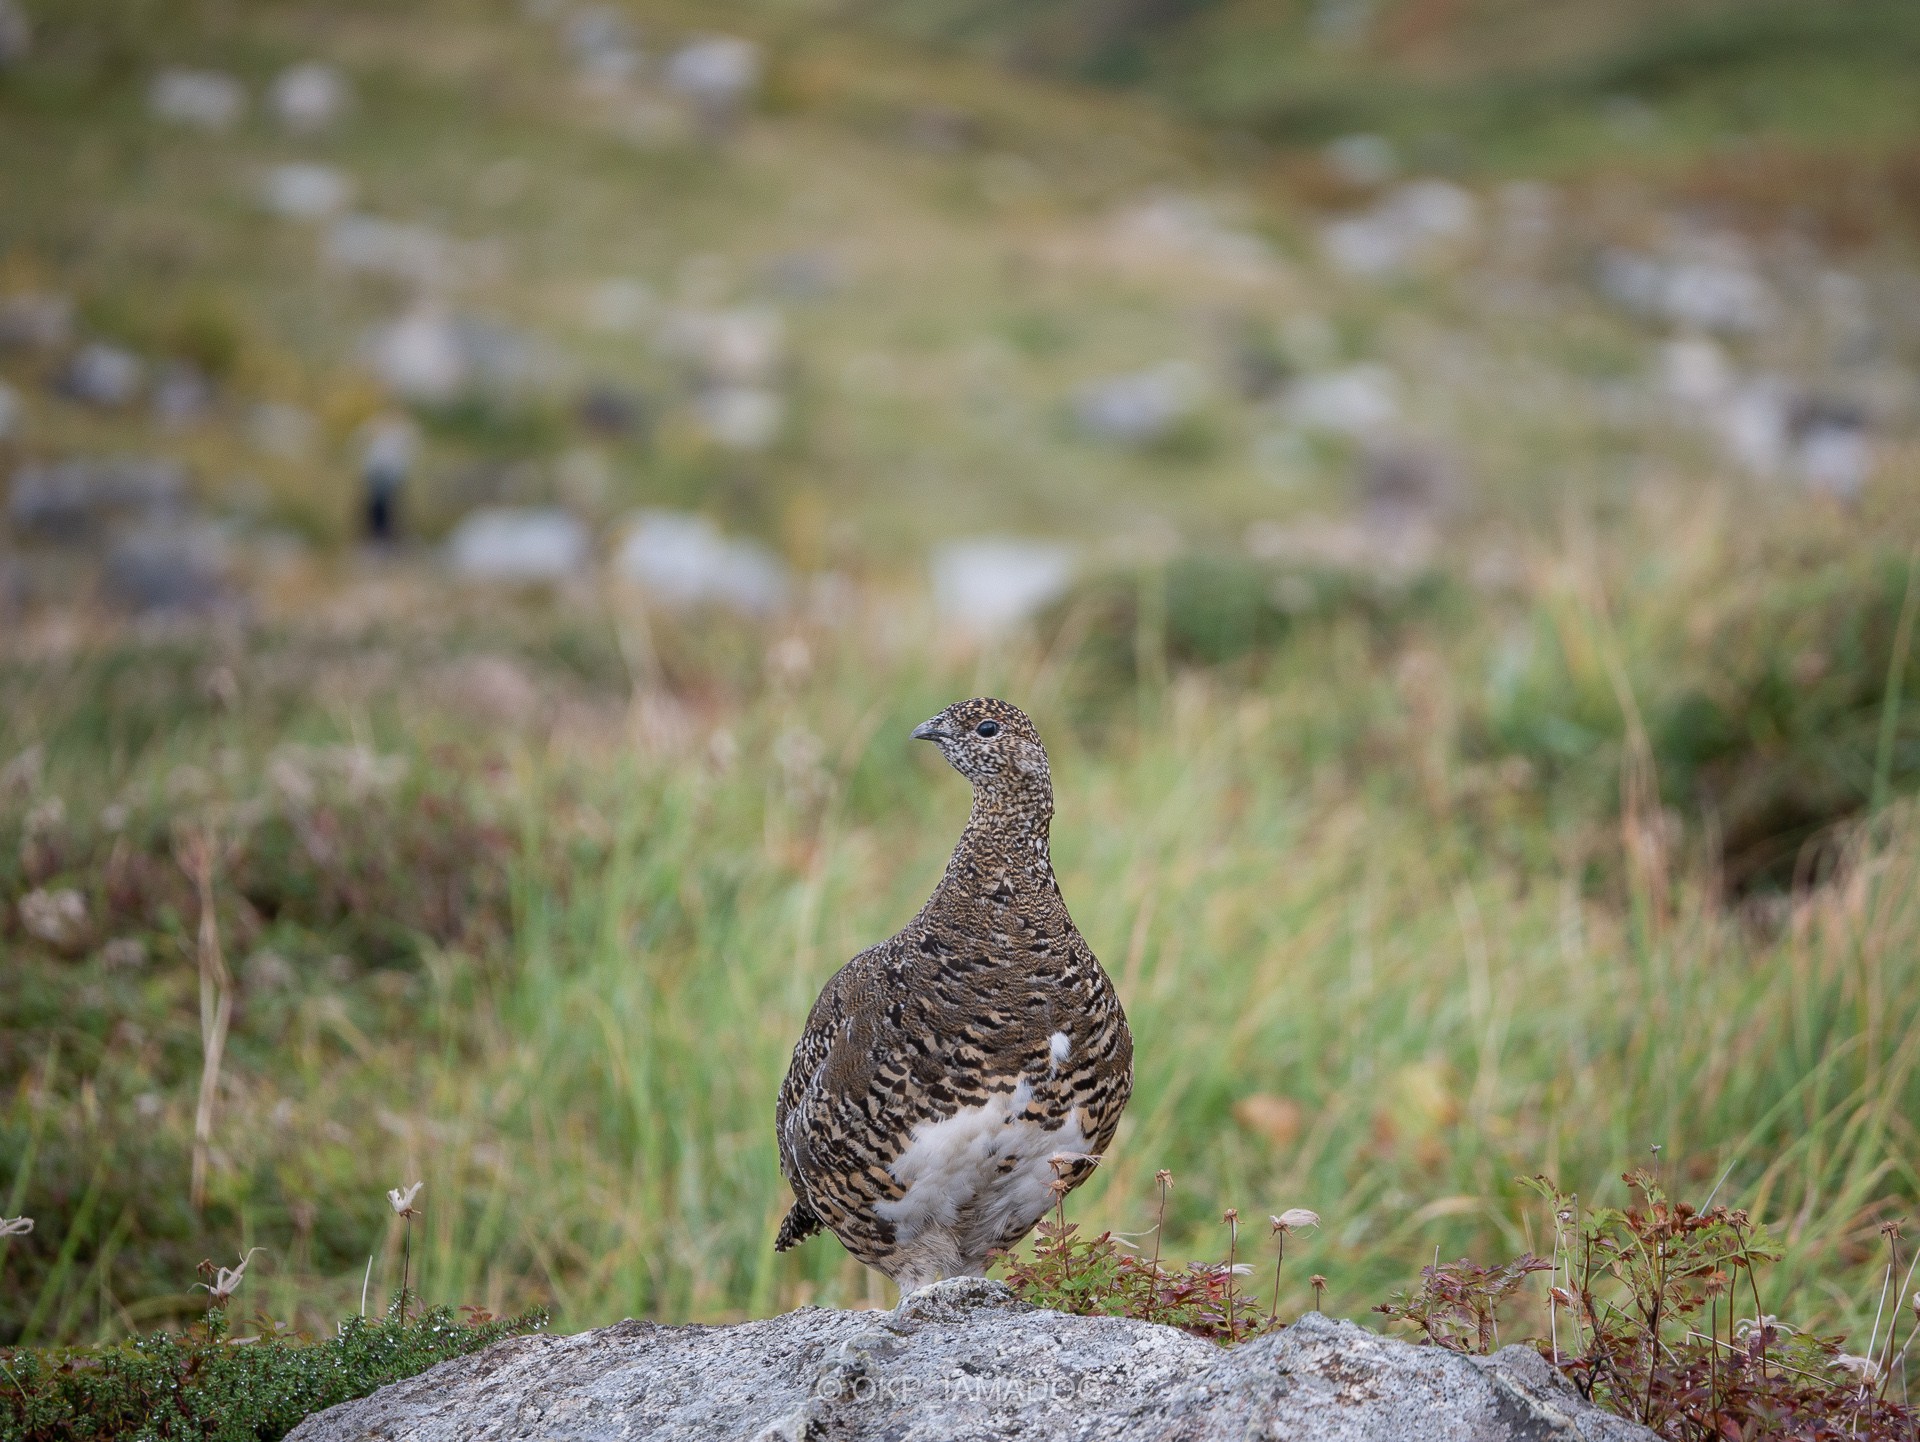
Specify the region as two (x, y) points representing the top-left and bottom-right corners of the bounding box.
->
(927, 785), (1065, 925)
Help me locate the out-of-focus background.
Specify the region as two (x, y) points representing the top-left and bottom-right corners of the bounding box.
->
(3, 0), (1919, 1345)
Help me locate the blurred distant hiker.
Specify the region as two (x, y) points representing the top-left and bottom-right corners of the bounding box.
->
(358, 412), (417, 542)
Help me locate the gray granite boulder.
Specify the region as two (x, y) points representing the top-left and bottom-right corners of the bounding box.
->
(287, 1278), (1651, 1441)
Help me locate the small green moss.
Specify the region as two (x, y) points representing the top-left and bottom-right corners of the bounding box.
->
(0, 1305), (545, 1442)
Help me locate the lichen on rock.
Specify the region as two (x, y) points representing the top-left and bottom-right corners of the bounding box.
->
(286, 1277), (1653, 1441)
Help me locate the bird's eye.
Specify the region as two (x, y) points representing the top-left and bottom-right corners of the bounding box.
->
(975, 720), (1001, 738)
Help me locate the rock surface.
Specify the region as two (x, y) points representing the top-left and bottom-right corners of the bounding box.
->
(287, 1278), (1652, 1441)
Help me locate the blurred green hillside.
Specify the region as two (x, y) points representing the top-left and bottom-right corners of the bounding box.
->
(3, 0), (1920, 1380)
(851, 0), (1920, 171)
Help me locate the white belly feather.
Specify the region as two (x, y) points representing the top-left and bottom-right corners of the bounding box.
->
(874, 1077), (1090, 1286)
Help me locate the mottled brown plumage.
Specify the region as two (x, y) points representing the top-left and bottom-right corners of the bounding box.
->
(774, 698), (1133, 1290)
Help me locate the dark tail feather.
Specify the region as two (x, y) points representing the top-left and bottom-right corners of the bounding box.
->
(775, 1200), (822, 1252)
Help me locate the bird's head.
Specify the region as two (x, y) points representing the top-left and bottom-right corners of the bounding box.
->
(911, 697), (1051, 803)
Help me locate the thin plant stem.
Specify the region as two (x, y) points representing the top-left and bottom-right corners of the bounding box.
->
(1867, 1256), (1893, 1378)
(1708, 1292), (1717, 1426)
(1876, 1234), (1919, 1402)
(1224, 1212), (1239, 1346)
(1269, 1231), (1284, 1326)
(178, 831), (233, 1214)
(1150, 1174), (1169, 1325)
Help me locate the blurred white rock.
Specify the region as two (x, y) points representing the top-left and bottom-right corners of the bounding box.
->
(0, 292), (73, 351)
(1665, 260), (1775, 335)
(696, 385), (783, 450)
(365, 307), (465, 402)
(929, 539), (1076, 635)
(58, 344), (145, 407)
(1074, 361), (1205, 446)
(459, 316), (555, 395)
(566, 6), (642, 92)
(447, 507), (591, 583)
(105, 520), (233, 613)
(1321, 179), (1477, 278)
(324, 214), (452, 286)
(1715, 378), (1794, 477)
(19, 887), (86, 949)
(615, 510), (790, 615)
(1323, 134), (1397, 187)
(249, 402), (319, 460)
(1107, 194), (1276, 282)
(0, 0), (30, 69)
(363, 307), (551, 404)
(584, 278), (656, 333)
(1598, 241), (1775, 336)
(150, 69), (245, 131)
(269, 62), (352, 134)
(1662, 338), (1873, 496)
(1794, 404), (1871, 501)
(0, 381), (19, 442)
(665, 35), (760, 131)
(1285, 363), (1399, 438)
(9, 457), (187, 541)
(1715, 390), (1873, 500)
(151, 361), (212, 428)
(660, 305), (783, 384)
(1660, 337), (1733, 407)
(260, 162), (354, 219)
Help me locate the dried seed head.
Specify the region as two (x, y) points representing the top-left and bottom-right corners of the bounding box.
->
(1270, 1208), (1320, 1232)
(1833, 1354), (1879, 1383)
(1046, 1178), (1071, 1198)
(1223, 1207), (1239, 1224)
(1155, 1169), (1173, 1189)
(1309, 1274), (1327, 1289)
(388, 1181), (424, 1217)
(1880, 1219), (1904, 1241)
(195, 1247), (263, 1305)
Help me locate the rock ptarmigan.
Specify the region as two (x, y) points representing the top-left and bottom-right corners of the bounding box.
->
(774, 697), (1133, 1292)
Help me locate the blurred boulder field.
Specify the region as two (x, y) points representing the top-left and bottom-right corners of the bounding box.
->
(9, 457), (188, 542)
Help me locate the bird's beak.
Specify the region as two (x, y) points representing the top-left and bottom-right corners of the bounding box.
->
(911, 716), (950, 742)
